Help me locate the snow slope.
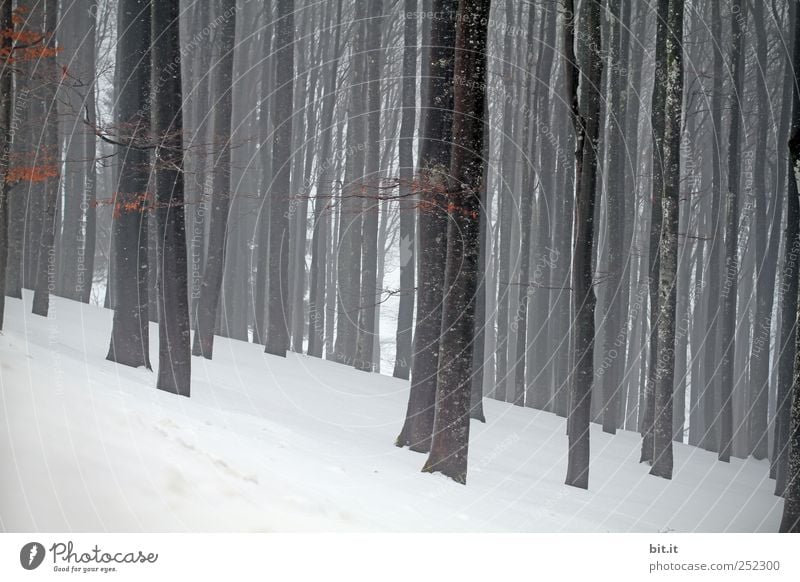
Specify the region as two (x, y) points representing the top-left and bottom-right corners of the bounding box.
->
(0, 293), (783, 532)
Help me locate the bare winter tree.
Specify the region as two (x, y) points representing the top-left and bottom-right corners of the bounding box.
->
(106, 0), (152, 368)
(564, 0), (603, 491)
(396, 0), (457, 452)
(422, 0), (490, 484)
(151, 0), (190, 396)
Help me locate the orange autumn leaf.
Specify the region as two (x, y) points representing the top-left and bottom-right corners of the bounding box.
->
(5, 164), (58, 184)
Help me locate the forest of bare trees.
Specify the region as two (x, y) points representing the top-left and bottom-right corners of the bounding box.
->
(2, 0), (800, 532)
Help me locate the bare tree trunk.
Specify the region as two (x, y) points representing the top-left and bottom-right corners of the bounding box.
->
(31, 0), (60, 318)
(151, 0), (191, 396)
(354, 0), (384, 372)
(265, 0), (294, 357)
(780, 0), (800, 531)
(564, 0), (603, 491)
(650, 0), (684, 480)
(191, 0), (235, 359)
(640, 0), (669, 465)
(393, 0), (417, 380)
(396, 0), (456, 452)
(308, 0), (343, 358)
(333, 1), (367, 364)
(718, 0), (746, 464)
(422, 0), (489, 484)
(0, 0), (12, 329)
(106, 0), (151, 367)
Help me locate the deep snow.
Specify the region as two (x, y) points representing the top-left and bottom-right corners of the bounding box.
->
(0, 293), (783, 531)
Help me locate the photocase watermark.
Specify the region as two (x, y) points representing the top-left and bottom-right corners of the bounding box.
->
(19, 540), (159, 574)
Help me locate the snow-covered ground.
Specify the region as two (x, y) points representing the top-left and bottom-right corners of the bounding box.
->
(0, 293), (783, 532)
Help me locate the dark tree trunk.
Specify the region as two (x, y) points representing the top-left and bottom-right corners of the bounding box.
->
(333, 2), (367, 365)
(422, 0), (489, 484)
(564, 0), (603, 491)
(106, 0), (151, 368)
(393, 0), (418, 380)
(80, 2), (98, 305)
(308, 0), (343, 358)
(650, 0), (684, 481)
(354, 0), (384, 372)
(511, 3), (538, 409)
(718, 0), (746, 464)
(190, 0), (235, 360)
(31, 0), (60, 318)
(640, 0), (669, 465)
(701, 0), (724, 453)
(396, 0), (456, 452)
(748, 0), (778, 461)
(151, 0), (191, 397)
(0, 0), (12, 329)
(264, 0), (294, 357)
(780, 0), (800, 533)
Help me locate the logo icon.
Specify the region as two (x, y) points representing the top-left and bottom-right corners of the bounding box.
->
(20, 542), (45, 570)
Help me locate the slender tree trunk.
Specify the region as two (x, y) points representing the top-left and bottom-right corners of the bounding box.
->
(701, 0), (724, 453)
(265, 0), (294, 357)
(191, 0), (235, 360)
(0, 0), (12, 329)
(776, 0), (800, 502)
(151, 0), (191, 396)
(719, 0), (746, 464)
(564, 0), (603, 491)
(308, 0), (343, 358)
(31, 0), (60, 318)
(640, 0), (669, 465)
(354, 0), (384, 372)
(748, 0), (778, 460)
(780, 0), (800, 531)
(650, 0), (684, 480)
(393, 0), (418, 380)
(333, 2), (367, 364)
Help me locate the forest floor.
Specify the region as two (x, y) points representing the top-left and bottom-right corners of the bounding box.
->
(0, 293), (783, 532)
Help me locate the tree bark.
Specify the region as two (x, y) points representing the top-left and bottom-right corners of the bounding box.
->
(718, 0), (746, 464)
(422, 0), (489, 484)
(564, 0), (603, 491)
(190, 0), (235, 360)
(396, 0), (456, 452)
(650, 0), (684, 480)
(265, 0), (294, 357)
(151, 0), (191, 396)
(393, 0), (418, 380)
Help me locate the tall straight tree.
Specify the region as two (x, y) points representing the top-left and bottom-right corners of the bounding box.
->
(393, 0), (417, 380)
(107, 0), (151, 367)
(422, 0), (489, 484)
(640, 0), (669, 464)
(396, 0), (457, 452)
(308, 0), (343, 358)
(0, 0), (12, 330)
(779, 0), (800, 533)
(31, 0), (59, 318)
(599, 0), (627, 434)
(650, 0), (684, 480)
(354, 0), (384, 372)
(564, 0), (603, 490)
(718, 0), (746, 464)
(334, 2), (367, 364)
(191, 0), (235, 359)
(265, 0), (294, 357)
(151, 0), (190, 396)
(775, 0), (800, 495)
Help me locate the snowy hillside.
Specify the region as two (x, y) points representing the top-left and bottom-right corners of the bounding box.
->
(0, 294), (783, 532)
